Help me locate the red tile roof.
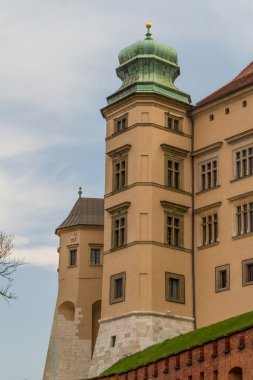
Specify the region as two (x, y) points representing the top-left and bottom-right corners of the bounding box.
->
(196, 61), (253, 107)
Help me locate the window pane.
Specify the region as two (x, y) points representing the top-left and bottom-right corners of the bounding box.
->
(169, 278), (179, 300)
(70, 249), (77, 266)
(174, 119), (179, 131)
(247, 264), (253, 282)
(115, 278), (123, 298)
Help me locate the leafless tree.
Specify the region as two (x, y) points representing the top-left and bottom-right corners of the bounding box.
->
(0, 231), (25, 300)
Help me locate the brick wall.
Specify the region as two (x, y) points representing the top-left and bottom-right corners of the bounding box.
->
(93, 326), (253, 380)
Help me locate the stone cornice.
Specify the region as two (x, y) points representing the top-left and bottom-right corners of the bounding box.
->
(225, 128), (253, 145)
(227, 190), (253, 203)
(106, 202), (131, 214)
(193, 141), (223, 158)
(160, 144), (189, 157)
(107, 144), (131, 158)
(194, 201), (222, 215)
(160, 200), (190, 213)
(99, 310), (195, 324)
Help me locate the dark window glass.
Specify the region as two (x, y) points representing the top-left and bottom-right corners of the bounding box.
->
(115, 278), (123, 299)
(90, 248), (101, 265)
(70, 249), (77, 266)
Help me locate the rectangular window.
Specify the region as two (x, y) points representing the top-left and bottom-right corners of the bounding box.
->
(113, 158), (127, 191)
(167, 116), (181, 132)
(114, 115), (128, 133)
(242, 258), (253, 286)
(167, 215), (182, 247)
(236, 202), (253, 236)
(69, 249), (77, 266)
(113, 216), (126, 248)
(215, 264), (230, 292)
(165, 272), (185, 303)
(235, 146), (253, 178)
(167, 159), (181, 189)
(110, 272), (126, 304)
(90, 248), (101, 265)
(202, 213), (218, 245)
(200, 159), (218, 191)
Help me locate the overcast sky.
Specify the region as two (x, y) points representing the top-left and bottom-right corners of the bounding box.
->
(0, 1), (252, 379)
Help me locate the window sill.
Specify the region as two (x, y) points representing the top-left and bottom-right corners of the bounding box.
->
(165, 186), (192, 196)
(242, 281), (253, 287)
(197, 241), (219, 250)
(215, 287), (230, 293)
(90, 264), (102, 267)
(232, 231), (253, 240)
(196, 185), (220, 195)
(109, 297), (125, 304)
(230, 173), (253, 183)
(68, 264), (77, 268)
(165, 297), (185, 304)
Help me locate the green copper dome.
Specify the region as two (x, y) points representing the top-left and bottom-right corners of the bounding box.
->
(107, 26), (191, 105)
(118, 35), (178, 66)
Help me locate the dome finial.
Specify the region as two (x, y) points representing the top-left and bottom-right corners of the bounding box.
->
(78, 187), (82, 198)
(145, 22), (152, 40)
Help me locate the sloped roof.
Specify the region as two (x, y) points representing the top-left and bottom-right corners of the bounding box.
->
(196, 61), (253, 107)
(56, 197), (104, 231)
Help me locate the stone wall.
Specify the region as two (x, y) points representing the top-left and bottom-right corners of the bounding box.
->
(89, 326), (253, 380)
(43, 307), (91, 380)
(88, 311), (194, 378)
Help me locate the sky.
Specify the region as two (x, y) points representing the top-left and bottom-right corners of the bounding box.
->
(0, 1), (252, 379)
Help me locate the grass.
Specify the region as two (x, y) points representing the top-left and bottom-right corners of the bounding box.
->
(101, 311), (253, 376)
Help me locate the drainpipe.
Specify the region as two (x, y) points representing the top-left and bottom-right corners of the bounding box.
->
(188, 110), (197, 330)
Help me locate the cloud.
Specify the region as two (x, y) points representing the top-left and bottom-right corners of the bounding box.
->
(14, 245), (58, 270)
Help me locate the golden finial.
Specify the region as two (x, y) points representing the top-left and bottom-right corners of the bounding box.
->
(146, 22), (152, 29)
(145, 22), (152, 40)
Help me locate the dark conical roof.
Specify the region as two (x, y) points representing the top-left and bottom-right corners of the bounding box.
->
(56, 197), (104, 232)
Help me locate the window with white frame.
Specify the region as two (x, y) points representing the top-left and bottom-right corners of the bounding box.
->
(200, 159), (218, 191)
(202, 213), (218, 246)
(236, 202), (253, 236)
(235, 146), (253, 179)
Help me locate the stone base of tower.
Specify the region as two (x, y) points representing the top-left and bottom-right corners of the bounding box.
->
(88, 311), (194, 378)
(43, 306), (91, 380)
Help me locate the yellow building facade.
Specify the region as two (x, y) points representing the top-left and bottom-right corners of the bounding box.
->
(43, 26), (253, 380)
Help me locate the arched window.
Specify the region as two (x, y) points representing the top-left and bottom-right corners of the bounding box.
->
(228, 367), (243, 380)
(58, 301), (75, 321)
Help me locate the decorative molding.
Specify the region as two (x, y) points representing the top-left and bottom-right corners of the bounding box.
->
(197, 241), (220, 250)
(160, 200), (190, 214)
(106, 122), (191, 141)
(193, 141), (223, 158)
(160, 143), (189, 157)
(195, 185), (220, 196)
(194, 201), (222, 215)
(105, 182), (192, 198)
(106, 201), (131, 214)
(99, 310), (195, 324)
(225, 128), (253, 145)
(227, 191), (253, 203)
(107, 144), (131, 158)
(104, 240), (192, 254)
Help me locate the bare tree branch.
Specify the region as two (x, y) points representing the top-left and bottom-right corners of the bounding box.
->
(0, 231), (26, 301)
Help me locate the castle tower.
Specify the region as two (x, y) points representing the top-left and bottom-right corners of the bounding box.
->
(89, 25), (195, 377)
(43, 193), (104, 380)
